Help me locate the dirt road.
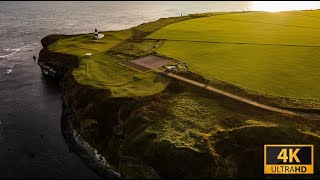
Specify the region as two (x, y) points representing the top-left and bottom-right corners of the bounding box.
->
(156, 69), (320, 120)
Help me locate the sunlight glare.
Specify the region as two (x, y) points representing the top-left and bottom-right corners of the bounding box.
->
(250, 1), (319, 12)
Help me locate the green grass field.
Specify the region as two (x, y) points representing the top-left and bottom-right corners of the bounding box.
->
(48, 30), (169, 97)
(148, 10), (320, 99)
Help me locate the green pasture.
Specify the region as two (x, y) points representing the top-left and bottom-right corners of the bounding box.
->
(48, 29), (169, 97)
(149, 10), (320, 98)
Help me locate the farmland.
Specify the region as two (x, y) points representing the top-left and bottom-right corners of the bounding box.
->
(148, 10), (320, 99)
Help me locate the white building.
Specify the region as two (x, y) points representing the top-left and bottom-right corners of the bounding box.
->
(84, 53), (92, 57)
(165, 65), (176, 72)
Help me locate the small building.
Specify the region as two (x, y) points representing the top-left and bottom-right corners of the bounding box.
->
(94, 28), (104, 39)
(165, 65), (177, 72)
(84, 53), (92, 57)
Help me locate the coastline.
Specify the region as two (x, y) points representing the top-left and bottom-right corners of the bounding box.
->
(61, 101), (121, 179)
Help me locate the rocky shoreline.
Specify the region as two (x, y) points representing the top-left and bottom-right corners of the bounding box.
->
(61, 101), (121, 179)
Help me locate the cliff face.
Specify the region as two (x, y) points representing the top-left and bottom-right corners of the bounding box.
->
(38, 35), (162, 178)
(38, 34), (120, 177)
(38, 35), (79, 79)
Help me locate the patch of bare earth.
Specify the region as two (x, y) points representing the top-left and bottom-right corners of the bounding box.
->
(129, 55), (172, 70)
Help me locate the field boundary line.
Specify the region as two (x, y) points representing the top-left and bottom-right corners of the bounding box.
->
(146, 38), (320, 48)
(209, 17), (320, 31)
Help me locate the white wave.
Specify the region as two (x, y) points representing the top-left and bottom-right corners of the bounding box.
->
(22, 45), (33, 49)
(19, 43), (41, 52)
(0, 48), (20, 59)
(20, 46), (34, 52)
(6, 69), (12, 74)
(3, 48), (19, 52)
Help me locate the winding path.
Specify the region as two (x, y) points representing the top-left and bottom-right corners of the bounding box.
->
(156, 69), (320, 120)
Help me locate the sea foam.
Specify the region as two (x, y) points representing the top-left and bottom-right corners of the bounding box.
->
(0, 49), (20, 59)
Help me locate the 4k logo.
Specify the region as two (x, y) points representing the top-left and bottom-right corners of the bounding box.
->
(264, 145), (314, 174)
(277, 148), (300, 163)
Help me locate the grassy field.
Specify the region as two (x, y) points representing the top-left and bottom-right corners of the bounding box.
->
(148, 11), (320, 45)
(148, 10), (320, 99)
(47, 14), (213, 97)
(48, 30), (169, 97)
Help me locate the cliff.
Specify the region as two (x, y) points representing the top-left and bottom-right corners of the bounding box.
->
(38, 35), (122, 178)
(37, 34), (229, 178)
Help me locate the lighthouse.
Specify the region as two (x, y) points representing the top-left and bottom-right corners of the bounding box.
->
(94, 28), (104, 39)
(95, 28), (98, 38)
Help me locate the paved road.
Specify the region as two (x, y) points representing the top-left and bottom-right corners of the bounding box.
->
(154, 69), (320, 120)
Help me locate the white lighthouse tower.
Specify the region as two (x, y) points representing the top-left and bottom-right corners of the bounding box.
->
(95, 28), (98, 38)
(94, 28), (104, 39)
